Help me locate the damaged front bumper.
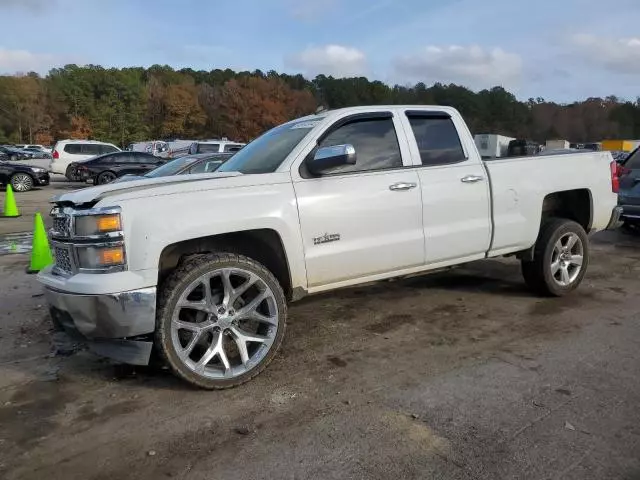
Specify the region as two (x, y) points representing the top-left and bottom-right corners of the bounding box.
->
(44, 286), (156, 365)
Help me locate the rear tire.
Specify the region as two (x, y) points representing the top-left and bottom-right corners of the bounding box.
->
(156, 253), (287, 390)
(521, 218), (589, 297)
(96, 171), (117, 185)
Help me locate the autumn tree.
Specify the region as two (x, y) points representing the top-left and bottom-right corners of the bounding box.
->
(0, 64), (639, 146)
(160, 82), (206, 138)
(209, 76), (316, 141)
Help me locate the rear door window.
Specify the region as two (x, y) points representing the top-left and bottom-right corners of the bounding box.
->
(64, 144), (82, 154)
(83, 144), (101, 155)
(405, 113), (466, 166)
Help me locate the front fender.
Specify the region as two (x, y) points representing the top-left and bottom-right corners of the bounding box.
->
(113, 179), (307, 290)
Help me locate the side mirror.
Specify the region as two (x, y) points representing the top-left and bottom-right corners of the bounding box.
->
(306, 144), (356, 175)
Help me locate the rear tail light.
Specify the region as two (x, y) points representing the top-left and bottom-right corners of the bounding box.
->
(52, 150), (59, 159)
(616, 163), (631, 177)
(611, 161), (620, 193)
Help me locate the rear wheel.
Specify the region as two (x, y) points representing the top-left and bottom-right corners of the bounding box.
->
(156, 253), (287, 389)
(10, 173), (34, 192)
(521, 218), (589, 296)
(96, 171), (117, 185)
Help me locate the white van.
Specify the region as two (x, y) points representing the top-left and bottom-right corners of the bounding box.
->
(50, 140), (120, 177)
(189, 139), (245, 154)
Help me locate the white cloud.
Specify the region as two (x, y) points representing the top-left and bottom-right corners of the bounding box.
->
(393, 45), (523, 90)
(0, 47), (77, 74)
(568, 34), (640, 74)
(286, 45), (368, 78)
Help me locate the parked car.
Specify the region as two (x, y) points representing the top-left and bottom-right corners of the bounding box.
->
(0, 146), (29, 161)
(39, 105), (621, 389)
(0, 160), (49, 192)
(189, 139), (245, 154)
(23, 146), (52, 158)
(50, 140), (120, 178)
(611, 151), (629, 164)
(72, 151), (167, 185)
(15, 144), (49, 154)
(618, 147), (640, 228)
(126, 140), (171, 158)
(112, 153), (233, 183)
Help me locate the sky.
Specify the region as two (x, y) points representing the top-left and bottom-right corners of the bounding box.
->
(0, 0), (639, 102)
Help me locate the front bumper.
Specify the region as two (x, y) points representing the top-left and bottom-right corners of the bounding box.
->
(44, 286), (157, 365)
(35, 172), (50, 186)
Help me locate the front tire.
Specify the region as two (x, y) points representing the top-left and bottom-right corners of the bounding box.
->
(156, 253), (287, 389)
(10, 173), (34, 192)
(521, 218), (589, 297)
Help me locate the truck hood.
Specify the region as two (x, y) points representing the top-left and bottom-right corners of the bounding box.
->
(52, 171), (251, 206)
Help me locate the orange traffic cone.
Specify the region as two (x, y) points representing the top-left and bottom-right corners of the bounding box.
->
(26, 213), (53, 274)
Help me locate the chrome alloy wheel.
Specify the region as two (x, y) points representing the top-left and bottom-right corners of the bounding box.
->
(550, 232), (584, 287)
(11, 173), (34, 192)
(170, 268), (280, 380)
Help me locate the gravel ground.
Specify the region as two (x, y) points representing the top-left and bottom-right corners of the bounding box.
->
(0, 229), (638, 480)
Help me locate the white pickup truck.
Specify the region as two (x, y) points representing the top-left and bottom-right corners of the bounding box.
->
(38, 105), (622, 389)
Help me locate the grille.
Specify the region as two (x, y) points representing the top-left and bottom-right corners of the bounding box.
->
(52, 216), (71, 237)
(53, 247), (73, 273)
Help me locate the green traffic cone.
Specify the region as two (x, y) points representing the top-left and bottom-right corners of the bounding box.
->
(27, 213), (54, 274)
(2, 184), (20, 218)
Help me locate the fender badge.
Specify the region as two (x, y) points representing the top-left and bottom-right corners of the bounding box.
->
(313, 233), (341, 245)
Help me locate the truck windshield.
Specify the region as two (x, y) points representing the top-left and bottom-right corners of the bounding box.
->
(217, 117), (322, 174)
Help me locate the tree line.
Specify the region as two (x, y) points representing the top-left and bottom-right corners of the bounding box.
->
(0, 64), (639, 147)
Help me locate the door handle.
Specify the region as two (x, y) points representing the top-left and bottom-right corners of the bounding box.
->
(461, 175), (484, 183)
(389, 182), (417, 191)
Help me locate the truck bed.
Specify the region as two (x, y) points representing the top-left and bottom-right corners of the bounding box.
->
(483, 151), (617, 257)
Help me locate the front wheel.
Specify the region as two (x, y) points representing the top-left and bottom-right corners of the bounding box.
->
(156, 253), (287, 389)
(522, 218), (589, 296)
(10, 173), (34, 192)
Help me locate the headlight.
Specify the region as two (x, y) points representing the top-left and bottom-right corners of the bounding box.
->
(30, 167), (45, 172)
(76, 245), (125, 269)
(75, 213), (122, 237)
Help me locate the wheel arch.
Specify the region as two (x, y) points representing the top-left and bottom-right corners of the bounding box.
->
(517, 189), (592, 261)
(158, 228), (294, 300)
(541, 189), (593, 232)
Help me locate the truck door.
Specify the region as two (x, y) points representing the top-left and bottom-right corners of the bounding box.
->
(293, 112), (425, 289)
(400, 110), (492, 265)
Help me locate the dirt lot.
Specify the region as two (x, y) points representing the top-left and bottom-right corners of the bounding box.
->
(0, 213), (639, 478)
